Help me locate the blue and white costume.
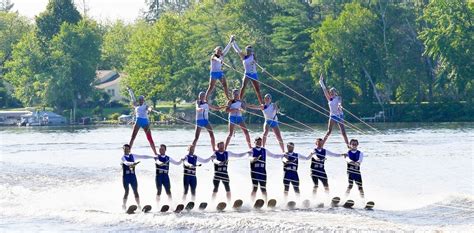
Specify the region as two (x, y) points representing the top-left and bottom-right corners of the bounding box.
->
(155, 154), (181, 196)
(283, 152), (311, 193)
(121, 153), (154, 199)
(310, 148), (340, 189)
(249, 147), (282, 192)
(210, 42), (232, 80)
(212, 150), (247, 193)
(228, 100), (244, 124)
(182, 154), (211, 196)
(196, 100), (210, 127)
(263, 103), (278, 128)
(346, 149), (364, 189)
(135, 104), (149, 128)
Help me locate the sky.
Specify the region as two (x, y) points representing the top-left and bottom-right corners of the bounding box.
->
(11, 0), (147, 22)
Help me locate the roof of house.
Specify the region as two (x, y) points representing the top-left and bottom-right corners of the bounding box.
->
(96, 70), (119, 85)
(95, 76), (122, 89)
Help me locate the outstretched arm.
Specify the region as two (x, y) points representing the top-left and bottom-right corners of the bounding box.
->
(319, 74), (331, 101)
(133, 154), (157, 160)
(169, 157), (183, 165)
(228, 151), (249, 158)
(300, 153), (313, 160)
(325, 149), (343, 157)
(266, 150), (284, 159)
(208, 104), (225, 111)
(197, 155), (213, 163)
(246, 103), (263, 110)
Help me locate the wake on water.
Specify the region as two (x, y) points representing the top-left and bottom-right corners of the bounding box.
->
(1, 160), (473, 232)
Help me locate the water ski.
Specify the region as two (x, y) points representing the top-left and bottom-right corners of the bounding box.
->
(216, 202), (227, 211)
(185, 202), (195, 211)
(343, 200), (355, 209)
(287, 201), (296, 209)
(142, 205), (152, 213)
(267, 199), (277, 208)
(198, 202), (208, 210)
(331, 197), (341, 207)
(126, 205), (137, 214)
(232, 199), (243, 209)
(254, 199), (265, 209)
(302, 199), (311, 208)
(160, 205), (170, 212)
(365, 201), (375, 210)
(174, 204), (185, 213)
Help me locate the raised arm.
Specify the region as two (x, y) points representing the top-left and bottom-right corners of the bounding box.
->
(232, 41), (245, 59)
(319, 74), (331, 101)
(126, 87), (137, 106)
(222, 39), (232, 56)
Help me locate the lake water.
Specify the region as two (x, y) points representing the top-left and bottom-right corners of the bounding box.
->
(1, 122), (473, 231)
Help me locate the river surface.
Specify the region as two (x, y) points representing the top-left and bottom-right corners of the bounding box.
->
(1, 122), (473, 232)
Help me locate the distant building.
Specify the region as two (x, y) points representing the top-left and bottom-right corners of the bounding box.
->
(0, 110), (30, 125)
(95, 70), (127, 102)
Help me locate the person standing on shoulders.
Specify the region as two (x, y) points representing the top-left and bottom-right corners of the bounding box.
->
(319, 74), (349, 148)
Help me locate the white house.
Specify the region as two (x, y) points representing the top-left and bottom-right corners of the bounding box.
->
(94, 70), (127, 102)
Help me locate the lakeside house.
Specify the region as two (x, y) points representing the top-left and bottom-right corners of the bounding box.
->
(94, 70), (127, 102)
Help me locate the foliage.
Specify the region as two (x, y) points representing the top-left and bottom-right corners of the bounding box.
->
(35, 0), (81, 43)
(124, 14), (191, 106)
(418, 0), (473, 101)
(99, 20), (132, 70)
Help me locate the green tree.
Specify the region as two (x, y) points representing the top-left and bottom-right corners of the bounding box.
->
(47, 20), (102, 110)
(35, 0), (81, 43)
(99, 20), (132, 70)
(268, 0), (317, 115)
(4, 32), (46, 106)
(310, 3), (382, 104)
(0, 12), (31, 75)
(419, 0), (474, 101)
(124, 14), (191, 106)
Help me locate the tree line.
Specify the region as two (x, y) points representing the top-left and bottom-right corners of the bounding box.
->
(0, 0), (472, 121)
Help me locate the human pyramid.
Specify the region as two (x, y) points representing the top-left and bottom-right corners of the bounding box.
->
(121, 35), (365, 211)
